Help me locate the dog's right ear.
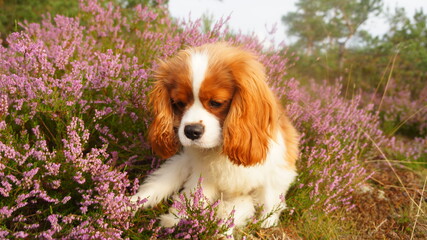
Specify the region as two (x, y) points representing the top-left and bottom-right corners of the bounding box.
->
(148, 73), (179, 159)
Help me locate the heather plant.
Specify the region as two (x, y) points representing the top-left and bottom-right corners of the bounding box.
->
(0, 117), (135, 238)
(376, 79), (427, 137)
(127, 180), (235, 239)
(157, 179), (235, 239)
(356, 77), (427, 166)
(1, 0), (424, 239)
(282, 80), (382, 216)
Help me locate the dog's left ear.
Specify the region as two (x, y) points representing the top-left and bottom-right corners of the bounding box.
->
(222, 50), (278, 166)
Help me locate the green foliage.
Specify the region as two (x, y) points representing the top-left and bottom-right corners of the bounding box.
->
(282, 1), (329, 54)
(347, 8), (427, 94)
(283, 2), (427, 139)
(0, 0), (79, 38)
(282, 0), (382, 54)
(383, 8), (427, 95)
(290, 211), (351, 240)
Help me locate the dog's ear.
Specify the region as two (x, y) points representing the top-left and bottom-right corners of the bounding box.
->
(279, 114), (300, 170)
(222, 49), (278, 166)
(148, 67), (179, 159)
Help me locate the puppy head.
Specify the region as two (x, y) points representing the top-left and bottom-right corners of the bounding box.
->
(148, 43), (278, 165)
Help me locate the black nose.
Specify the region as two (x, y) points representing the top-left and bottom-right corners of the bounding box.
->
(184, 124), (204, 140)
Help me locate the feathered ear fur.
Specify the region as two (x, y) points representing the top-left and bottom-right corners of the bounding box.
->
(222, 49), (278, 166)
(280, 113), (300, 170)
(147, 67), (179, 159)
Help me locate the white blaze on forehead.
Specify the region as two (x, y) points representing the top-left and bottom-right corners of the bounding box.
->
(189, 51), (209, 99)
(179, 50), (222, 148)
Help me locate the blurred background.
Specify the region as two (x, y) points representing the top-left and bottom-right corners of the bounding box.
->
(1, 0), (426, 116)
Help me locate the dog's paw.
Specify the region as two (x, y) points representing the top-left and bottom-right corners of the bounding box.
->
(159, 213), (180, 227)
(130, 194), (142, 204)
(260, 213), (280, 228)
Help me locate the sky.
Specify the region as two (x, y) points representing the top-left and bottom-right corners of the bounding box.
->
(168, 0), (427, 45)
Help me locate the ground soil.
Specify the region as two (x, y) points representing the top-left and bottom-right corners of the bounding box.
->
(348, 161), (427, 239)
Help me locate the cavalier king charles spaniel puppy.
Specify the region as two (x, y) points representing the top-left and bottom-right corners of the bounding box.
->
(131, 42), (299, 231)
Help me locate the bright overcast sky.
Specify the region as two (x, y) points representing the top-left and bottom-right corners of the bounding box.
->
(168, 0), (427, 45)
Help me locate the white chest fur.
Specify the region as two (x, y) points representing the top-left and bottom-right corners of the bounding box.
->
(184, 131), (296, 200)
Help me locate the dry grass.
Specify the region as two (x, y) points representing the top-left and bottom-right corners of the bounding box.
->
(348, 161), (427, 239)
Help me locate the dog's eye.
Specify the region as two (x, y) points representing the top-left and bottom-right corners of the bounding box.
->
(172, 99), (186, 109)
(209, 100), (222, 108)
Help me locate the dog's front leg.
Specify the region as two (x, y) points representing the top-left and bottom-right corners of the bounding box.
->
(258, 168), (297, 228)
(130, 154), (191, 208)
(258, 185), (286, 228)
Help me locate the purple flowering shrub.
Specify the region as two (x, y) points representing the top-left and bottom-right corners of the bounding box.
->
(373, 79), (427, 137)
(354, 78), (427, 166)
(367, 79), (427, 163)
(0, 0), (421, 238)
(284, 80), (382, 215)
(156, 179), (235, 239)
(128, 180), (235, 239)
(0, 116), (135, 238)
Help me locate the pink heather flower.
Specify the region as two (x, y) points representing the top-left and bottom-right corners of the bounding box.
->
(0, 121), (6, 130)
(130, 178), (140, 195)
(47, 214), (61, 233)
(62, 214), (78, 224)
(0, 142), (19, 159)
(24, 223), (40, 230)
(0, 95), (8, 115)
(80, 206), (88, 214)
(23, 167), (39, 179)
(50, 180), (61, 189)
(13, 231), (28, 238)
(163, 178), (234, 238)
(73, 171), (86, 184)
(0, 206), (13, 218)
(13, 214), (26, 222)
(0, 180), (12, 197)
(0, 231), (8, 238)
(43, 162), (61, 176)
(0, 164), (5, 175)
